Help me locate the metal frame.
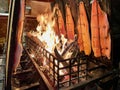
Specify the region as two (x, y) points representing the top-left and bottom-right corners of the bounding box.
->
(25, 33), (119, 90)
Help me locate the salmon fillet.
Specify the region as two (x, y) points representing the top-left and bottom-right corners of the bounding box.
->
(13, 0), (24, 72)
(53, 4), (66, 37)
(98, 1), (111, 59)
(77, 17), (84, 52)
(77, 1), (91, 55)
(91, 0), (111, 59)
(91, 0), (101, 57)
(66, 4), (75, 40)
(57, 4), (66, 37)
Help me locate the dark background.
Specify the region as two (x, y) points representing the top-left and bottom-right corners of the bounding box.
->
(111, 0), (120, 68)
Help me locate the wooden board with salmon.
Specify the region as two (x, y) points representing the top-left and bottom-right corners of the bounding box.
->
(53, 3), (66, 37)
(13, 0), (24, 73)
(66, 4), (75, 40)
(56, 4), (66, 37)
(91, 0), (111, 59)
(77, 1), (91, 56)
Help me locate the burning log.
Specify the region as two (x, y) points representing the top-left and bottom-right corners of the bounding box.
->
(27, 1), (88, 86)
(54, 35), (79, 74)
(25, 32), (89, 88)
(54, 46), (78, 84)
(61, 35), (79, 59)
(54, 47), (69, 70)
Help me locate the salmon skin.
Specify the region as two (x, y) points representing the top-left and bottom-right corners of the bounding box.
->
(77, 1), (91, 55)
(54, 4), (66, 37)
(13, 0), (24, 73)
(91, 0), (111, 59)
(66, 4), (75, 40)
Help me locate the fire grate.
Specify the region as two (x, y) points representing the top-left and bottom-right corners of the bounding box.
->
(25, 33), (90, 89)
(24, 33), (118, 90)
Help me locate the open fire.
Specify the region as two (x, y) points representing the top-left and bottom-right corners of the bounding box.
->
(28, 4), (81, 77)
(24, 0), (112, 89)
(30, 9), (76, 58)
(24, 4), (88, 88)
(25, 33), (87, 89)
(4, 0), (119, 90)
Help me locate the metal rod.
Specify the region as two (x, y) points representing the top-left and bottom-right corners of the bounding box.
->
(5, 0), (16, 89)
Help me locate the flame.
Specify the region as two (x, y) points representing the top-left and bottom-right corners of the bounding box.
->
(37, 22), (59, 53)
(33, 13), (68, 75)
(31, 13), (67, 54)
(30, 12), (75, 76)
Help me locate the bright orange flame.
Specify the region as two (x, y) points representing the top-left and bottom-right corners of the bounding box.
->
(37, 21), (59, 53)
(30, 12), (75, 76)
(31, 13), (68, 55)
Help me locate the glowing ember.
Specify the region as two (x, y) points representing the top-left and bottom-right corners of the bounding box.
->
(30, 54), (35, 58)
